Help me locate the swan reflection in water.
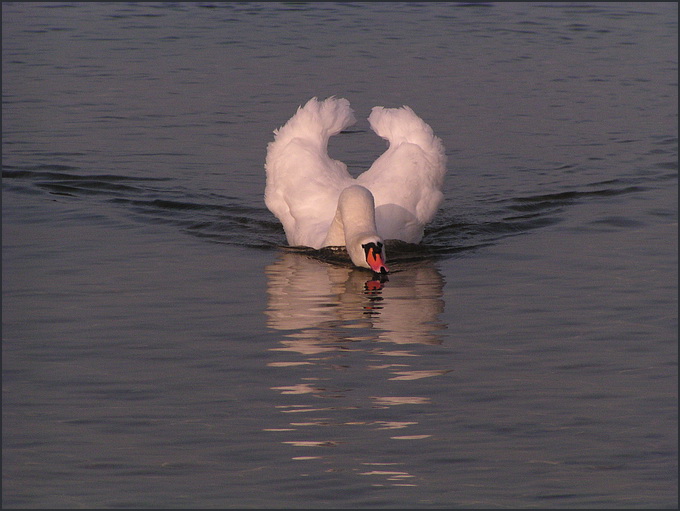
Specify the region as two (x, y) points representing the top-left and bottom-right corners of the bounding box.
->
(265, 249), (446, 347)
(263, 250), (450, 487)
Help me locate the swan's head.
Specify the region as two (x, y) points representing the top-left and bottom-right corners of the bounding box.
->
(362, 240), (389, 275)
(352, 238), (388, 275)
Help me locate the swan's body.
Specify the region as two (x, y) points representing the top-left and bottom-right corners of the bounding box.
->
(264, 97), (446, 272)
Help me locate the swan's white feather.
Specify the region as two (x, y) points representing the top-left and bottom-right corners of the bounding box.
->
(264, 97), (356, 248)
(358, 105), (447, 242)
(264, 97), (446, 255)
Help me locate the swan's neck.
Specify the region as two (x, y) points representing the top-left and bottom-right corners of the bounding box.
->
(323, 185), (385, 270)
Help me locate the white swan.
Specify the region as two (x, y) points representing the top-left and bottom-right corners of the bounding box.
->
(264, 97), (447, 273)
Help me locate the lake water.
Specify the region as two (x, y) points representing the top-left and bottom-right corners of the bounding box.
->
(2, 2), (677, 508)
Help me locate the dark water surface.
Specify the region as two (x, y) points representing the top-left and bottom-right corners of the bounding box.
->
(2, 2), (677, 508)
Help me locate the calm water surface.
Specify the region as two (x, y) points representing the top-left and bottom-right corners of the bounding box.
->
(2, 2), (677, 508)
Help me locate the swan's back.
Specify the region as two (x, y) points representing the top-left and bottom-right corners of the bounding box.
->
(264, 97), (447, 249)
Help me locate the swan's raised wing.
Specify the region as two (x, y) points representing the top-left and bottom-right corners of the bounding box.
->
(356, 106), (447, 243)
(265, 97), (356, 248)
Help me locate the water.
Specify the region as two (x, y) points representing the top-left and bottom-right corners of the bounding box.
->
(2, 2), (677, 508)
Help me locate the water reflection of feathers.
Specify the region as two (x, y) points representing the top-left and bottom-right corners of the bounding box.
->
(265, 251), (446, 347)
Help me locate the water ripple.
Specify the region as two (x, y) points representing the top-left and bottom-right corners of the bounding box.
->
(3, 162), (658, 256)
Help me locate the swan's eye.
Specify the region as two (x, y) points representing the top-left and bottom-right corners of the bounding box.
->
(362, 242), (383, 253)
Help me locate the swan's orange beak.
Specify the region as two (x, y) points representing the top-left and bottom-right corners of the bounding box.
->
(366, 245), (389, 274)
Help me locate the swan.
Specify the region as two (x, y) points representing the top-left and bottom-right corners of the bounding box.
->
(264, 96), (447, 273)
